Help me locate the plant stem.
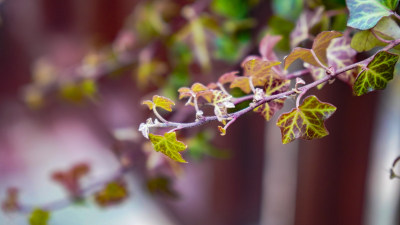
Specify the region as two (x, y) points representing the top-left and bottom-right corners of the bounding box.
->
(148, 38), (400, 131)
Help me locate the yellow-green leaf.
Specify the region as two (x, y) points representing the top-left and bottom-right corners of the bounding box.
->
(29, 208), (50, 225)
(94, 181), (128, 207)
(243, 58), (281, 80)
(276, 95), (336, 144)
(142, 100), (154, 110)
(152, 95), (175, 112)
(230, 77), (251, 93)
(149, 132), (188, 163)
(353, 51), (399, 96)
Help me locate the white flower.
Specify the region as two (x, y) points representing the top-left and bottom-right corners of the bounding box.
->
(138, 123), (149, 139)
(138, 118), (155, 139)
(253, 88), (264, 102)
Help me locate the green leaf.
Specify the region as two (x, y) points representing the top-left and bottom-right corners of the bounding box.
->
(147, 176), (178, 198)
(29, 208), (50, 225)
(380, 0), (399, 10)
(276, 95), (337, 144)
(267, 16), (295, 51)
(94, 181), (128, 207)
(272, 0), (303, 21)
(353, 51), (399, 96)
(149, 132), (188, 163)
(350, 30), (383, 52)
(346, 0), (395, 30)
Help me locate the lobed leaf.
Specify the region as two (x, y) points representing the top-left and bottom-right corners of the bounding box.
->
(152, 95), (175, 112)
(353, 51), (399, 96)
(346, 0), (395, 30)
(284, 31), (342, 70)
(243, 59), (281, 79)
(259, 34), (282, 61)
(284, 48), (317, 69)
(303, 63), (327, 89)
(142, 100), (154, 110)
(2, 188), (19, 212)
(327, 36), (358, 85)
(149, 132), (188, 163)
(218, 71), (239, 84)
(94, 181), (128, 207)
(290, 7), (324, 48)
(312, 31), (343, 66)
(29, 208), (50, 225)
(276, 96), (337, 144)
(230, 77), (252, 93)
(254, 76), (290, 121)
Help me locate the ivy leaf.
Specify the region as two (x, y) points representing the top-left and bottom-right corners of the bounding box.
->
(2, 187), (19, 212)
(152, 95), (175, 112)
(231, 59), (281, 94)
(353, 51), (399, 96)
(94, 180), (128, 207)
(254, 76), (290, 121)
(346, 0), (396, 30)
(230, 77), (252, 93)
(327, 36), (358, 85)
(290, 7), (324, 48)
(178, 83), (214, 103)
(142, 95), (175, 112)
(149, 132), (188, 163)
(351, 17), (400, 52)
(52, 163), (90, 198)
(303, 63), (327, 89)
(29, 208), (50, 225)
(350, 30), (383, 52)
(146, 176), (178, 198)
(276, 95), (337, 144)
(284, 31), (343, 70)
(218, 71), (239, 84)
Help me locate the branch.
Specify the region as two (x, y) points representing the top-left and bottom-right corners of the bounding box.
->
(16, 166), (132, 213)
(146, 38), (400, 131)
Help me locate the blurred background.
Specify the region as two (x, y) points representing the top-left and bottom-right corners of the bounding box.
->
(0, 0), (400, 224)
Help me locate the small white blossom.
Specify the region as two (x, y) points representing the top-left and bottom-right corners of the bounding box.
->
(138, 118), (155, 139)
(138, 123), (149, 139)
(253, 88), (264, 102)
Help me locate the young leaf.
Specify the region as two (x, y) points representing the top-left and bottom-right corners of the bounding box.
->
(230, 77), (252, 93)
(149, 132), (188, 163)
(276, 96), (337, 144)
(243, 59), (281, 80)
(327, 36), (358, 85)
(290, 7), (324, 48)
(346, 0), (396, 30)
(351, 30), (386, 52)
(142, 100), (154, 110)
(259, 34), (282, 61)
(146, 176), (178, 198)
(353, 51), (399, 96)
(303, 63), (327, 89)
(152, 95), (175, 112)
(218, 71), (239, 84)
(94, 181), (128, 207)
(2, 188), (19, 212)
(253, 76), (290, 121)
(29, 208), (50, 225)
(284, 31), (343, 70)
(52, 163), (90, 198)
